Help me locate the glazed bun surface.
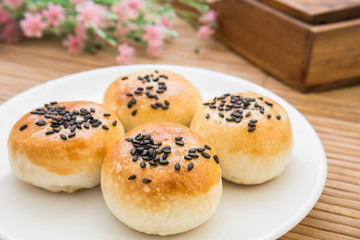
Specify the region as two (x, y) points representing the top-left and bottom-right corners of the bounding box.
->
(103, 70), (202, 132)
(8, 101), (124, 193)
(190, 91), (293, 184)
(101, 122), (222, 236)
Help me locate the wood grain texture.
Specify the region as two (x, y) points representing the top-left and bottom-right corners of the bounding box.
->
(259, 0), (360, 23)
(0, 17), (359, 240)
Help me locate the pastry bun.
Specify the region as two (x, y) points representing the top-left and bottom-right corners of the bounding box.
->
(101, 122), (222, 235)
(8, 101), (124, 193)
(103, 70), (202, 132)
(190, 91), (293, 184)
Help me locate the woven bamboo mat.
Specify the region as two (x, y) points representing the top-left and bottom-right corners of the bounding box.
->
(0, 17), (359, 239)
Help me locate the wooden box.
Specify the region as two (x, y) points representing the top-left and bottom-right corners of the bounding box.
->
(212, 0), (360, 92)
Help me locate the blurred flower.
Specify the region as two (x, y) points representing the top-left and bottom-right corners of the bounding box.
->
(112, 3), (126, 23)
(42, 3), (65, 28)
(160, 17), (172, 29)
(122, 0), (144, 19)
(117, 22), (135, 37)
(70, 0), (84, 4)
(63, 34), (84, 53)
(3, 0), (23, 9)
(0, 20), (21, 43)
(75, 23), (86, 40)
(76, 1), (108, 28)
(196, 25), (214, 40)
(116, 43), (135, 65)
(143, 24), (163, 48)
(0, 6), (11, 24)
(199, 10), (217, 24)
(20, 12), (45, 38)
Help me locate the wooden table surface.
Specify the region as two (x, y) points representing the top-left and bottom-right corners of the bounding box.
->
(0, 18), (359, 240)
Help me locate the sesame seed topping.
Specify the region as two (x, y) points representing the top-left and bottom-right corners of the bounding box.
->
(189, 153), (199, 158)
(102, 125), (109, 130)
(276, 115), (281, 120)
(184, 155), (192, 160)
(197, 148), (205, 152)
(151, 103), (157, 109)
(128, 175), (136, 180)
(267, 114), (271, 118)
(201, 152), (211, 158)
(122, 76), (128, 80)
(45, 129), (54, 135)
(188, 163), (194, 171)
(175, 136), (183, 141)
(142, 178), (151, 184)
(35, 120), (46, 126)
(112, 121), (117, 126)
(131, 109), (137, 116)
(19, 124), (28, 131)
(213, 155), (219, 164)
(175, 141), (184, 146)
(103, 113), (111, 117)
(248, 127), (255, 132)
(246, 112), (251, 117)
(140, 162), (146, 168)
(206, 113), (210, 119)
(165, 100), (169, 105)
(60, 134), (67, 140)
(159, 160), (169, 165)
(189, 148), (196, 153)
(204, 144), (211, 150)
(174, 162), (181, 170)
(90, 108), (95, 113)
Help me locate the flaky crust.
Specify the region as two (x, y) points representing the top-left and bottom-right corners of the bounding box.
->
(190, 91), (293, 184)
(101, 122), (221, 211)
(8, 101), (124, 192)
(103, 70), (202, 132)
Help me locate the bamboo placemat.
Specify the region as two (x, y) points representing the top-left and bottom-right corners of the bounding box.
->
(0, 18), (359, 240)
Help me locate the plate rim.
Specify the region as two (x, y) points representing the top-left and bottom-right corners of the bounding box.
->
(0, 64), (327, 240)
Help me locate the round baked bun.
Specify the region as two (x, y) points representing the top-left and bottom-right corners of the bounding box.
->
(8, 101), (124, 193)
(190, 91), (293, 185)
(101, 122), (222, 236)
(103, 70), (202, 132)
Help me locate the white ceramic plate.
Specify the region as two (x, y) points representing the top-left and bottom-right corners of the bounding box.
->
(0, 65), (327, 240)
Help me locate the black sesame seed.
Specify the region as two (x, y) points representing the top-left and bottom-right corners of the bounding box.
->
(276, 115), (281, 120)
(201, 152), (211, 158)
(127, 100), (133, 108)
(60, 134), (67, 140)
(197, 148), (205, 152)
(149, 161), (157, 166)
(248, 122), (256, 127)
(175, 162), (181, 170)
(188, 163), (194, 171)
(184, 155), (192, 160)
(142, 156), (152, 161)
(164, 100), (169, 105)
(90, 108), (95, 113)
(131, 109), (137, 116)
(122, 76), (128, 80)
(162, 148), (171, 153)
(189, 153), (199, 158)
(175, 136), (183, 141)
(258, 97), (263, 100)
(246, 112), (251, 117)
(35, 120), (46, 126)
(68, 132), (76, 138)
(128, 175), (136, 180)
(103, 113), (111, 117)
(132, 155), (139, 161)
(140, 162), (146, 168)
(45, 129), (54, 135)
(102, 125), (109, 130)
(92, 122), (100, 127)
(250, 119), (258, 123)
(126, 93), (133, 97)
(159, 160), (169, 165)
(219, 112), (224, 118)
(162, 105), (169, 110)
(19, 124), (28, 131)
(175, 141), (184, 146)
(50, 101), (57, 105)
(267, 114), (271, 118)
(130, 148), (136, 155)
(226, 117), (234, 121)
(189, 148), (196, 153)
(70, 126), (76, 132)
(155, 102), (163, 107)
(206, 113), (210, 119)
(135, 133), (141, 138)
(84, 123), (90, 129)
(151, 104), (157, 109)
(213, 155), (219, 164)
(125, 138), (133, 142)
(142, 178), (151, 184)
(204, 144), (211, 150)
(203, 102), (210, 105)
(248, 127), (256, 132)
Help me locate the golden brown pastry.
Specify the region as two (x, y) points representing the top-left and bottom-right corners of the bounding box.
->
(8, 101), (124, 193)
(101, 122), (222, 235)
(103, 70), (202, 132)
(190, 91), (293, 184)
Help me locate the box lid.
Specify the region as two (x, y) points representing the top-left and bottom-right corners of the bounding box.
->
(258, 0), (360, 23)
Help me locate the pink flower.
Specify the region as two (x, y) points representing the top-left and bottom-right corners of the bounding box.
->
(112, 3), (126, 23)
(0, 6), (11, 24)
(160, 17), (172, 29)
(76, 1), (108, 28)
(63, 34), (84, 54)
(196, 25), (214, 40)
(75, 24), (86, 40)
(143, 24), (163, 48)
(70, 0), (84, 3)
(117, 22), (135, 37)
(199, 10), (217, 24)
(121, 0), (145, 19)
(3, 0), (23, 9)
(116, 43), (135, 65)
(20, 12), (45, 38)
(0, 20), (22, 43)
(42, 3), (65, 28)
